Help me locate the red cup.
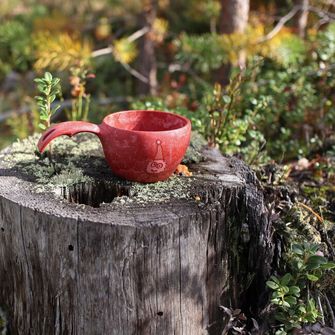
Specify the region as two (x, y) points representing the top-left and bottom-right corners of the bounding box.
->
(37, 110), (191, 183)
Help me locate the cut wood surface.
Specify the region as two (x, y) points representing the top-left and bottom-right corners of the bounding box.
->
(0, 135), (272, 335)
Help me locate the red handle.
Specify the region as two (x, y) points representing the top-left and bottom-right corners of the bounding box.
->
(37, 121), (101, 153)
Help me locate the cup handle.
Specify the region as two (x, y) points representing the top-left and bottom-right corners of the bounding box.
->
(37, 121), (101, 153)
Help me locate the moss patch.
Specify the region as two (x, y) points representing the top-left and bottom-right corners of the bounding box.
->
(0, 132), (204, 206)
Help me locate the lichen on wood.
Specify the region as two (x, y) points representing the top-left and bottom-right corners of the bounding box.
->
(0, 132), (204, 206)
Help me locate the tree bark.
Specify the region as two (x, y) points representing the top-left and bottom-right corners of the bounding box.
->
(296, 0), (309, 38)
(216, 0), (250, 85)
(219, 0), (250, 34)
(136, 0), (158, 95)
(0, 138), (273, 335)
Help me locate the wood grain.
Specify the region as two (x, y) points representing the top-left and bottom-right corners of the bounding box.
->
(0, 144), (272, 335)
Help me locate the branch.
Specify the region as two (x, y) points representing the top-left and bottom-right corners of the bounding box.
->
(256, 6), (301, 43)
(91, 27), (150, 58)
(127, 26), (150, 42)
(322, 293), (335, 328)
(256, 4), (335, 44)
(91, 47), (113, 58)
(91, 46), (148, 83)
(120, 62), (149, 83)
(91, 27), (150, 84)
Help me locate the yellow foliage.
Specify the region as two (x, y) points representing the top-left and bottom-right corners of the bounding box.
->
(217, 23), (300, 65)
(217, 25), (264, 64)
(112, 38), (137, 64)
(265, 27), (294, 49)
(34, 32), (92, 72)
(152, 18), (169, 43)
(33, 11), (70, 33)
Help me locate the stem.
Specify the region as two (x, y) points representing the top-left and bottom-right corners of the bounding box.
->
(322, 293), (335, 328)
(72, 100), (77, 121)
(316, 293), (325, 325)
(83, 95), (90, 121)
(221, 94), (235, 137)
(78, 93), (83, 120)
(47, 95), (52, 156)
(47, 97), (51, 128)
(210, 18), (217, 34)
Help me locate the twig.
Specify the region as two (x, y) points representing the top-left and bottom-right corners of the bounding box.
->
(127, 26), (150, 42)
(322, 293), (335, 328)
(91, 39), (149, 84)
(91, 46), (113, 58)
(256, 6), (301, 43)
(317, 293), (325, 325)
(91, 27), (150, 58)
(120, 63), (149, 83)
(256, 4), (335, 44)
(219, 306), (234, 335)
(297, 201), (324, 224)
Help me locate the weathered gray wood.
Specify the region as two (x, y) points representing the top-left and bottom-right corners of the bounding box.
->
(0, 140), (272, 335)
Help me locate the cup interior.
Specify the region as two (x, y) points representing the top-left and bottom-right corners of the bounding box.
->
(104, 110), (188, 132)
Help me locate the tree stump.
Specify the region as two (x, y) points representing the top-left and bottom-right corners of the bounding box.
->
(0, 134), (272, 335)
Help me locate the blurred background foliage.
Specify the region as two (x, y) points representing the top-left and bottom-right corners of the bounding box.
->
(0, 0), (334, 165)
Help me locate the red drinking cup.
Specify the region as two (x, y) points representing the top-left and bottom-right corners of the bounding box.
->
(37, 110), (191, 183)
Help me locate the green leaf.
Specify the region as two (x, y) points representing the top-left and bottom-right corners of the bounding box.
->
(40, 114), (49, 120)
(309, 244), (319, 254)
(52, 78), (60, 86)
(275, 329), (287, 335)
(288, 286), (300, 296)
(37, 103), (46, 109)
(292, 244), (304, 255)
(272, 291), (280, 298)
(281, 286), (290, 294)
(282, 300), (290, 308)
(37, 84), (45, 91)
(320, 262), (335, 270)
(271, 297), (280, 304)
(44, 72), (52, 81)
(266, 280), (279, 290)
(39, 123), (46, 130)
(222, 95), (231, 104)
(306, 274), (319, 282)
(285, 295), (297, 306)
(298, 305), (306, 313)
(296, 260), (305, 270)
(307, 255), (327, 270)
(269, 276), (280, 284)
(53, 105), (61, 113)
(280, 273), (292, 286)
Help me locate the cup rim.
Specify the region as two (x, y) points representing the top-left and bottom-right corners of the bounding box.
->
(102, 110), (191, 133)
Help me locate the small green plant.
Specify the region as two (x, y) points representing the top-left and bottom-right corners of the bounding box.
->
(204, 79), (239, 148)
(266, 243), (335, 333)
(67, 67), (92, 121)
(34, 72), (61, 130)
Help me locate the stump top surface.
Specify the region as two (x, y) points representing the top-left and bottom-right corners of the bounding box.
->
(0, 134), (248, 226)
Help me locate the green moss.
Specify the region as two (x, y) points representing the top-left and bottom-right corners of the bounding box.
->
(1, 133), (201, 205)
(182, 131), (207, 165)
(0, 134), (98, 193)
